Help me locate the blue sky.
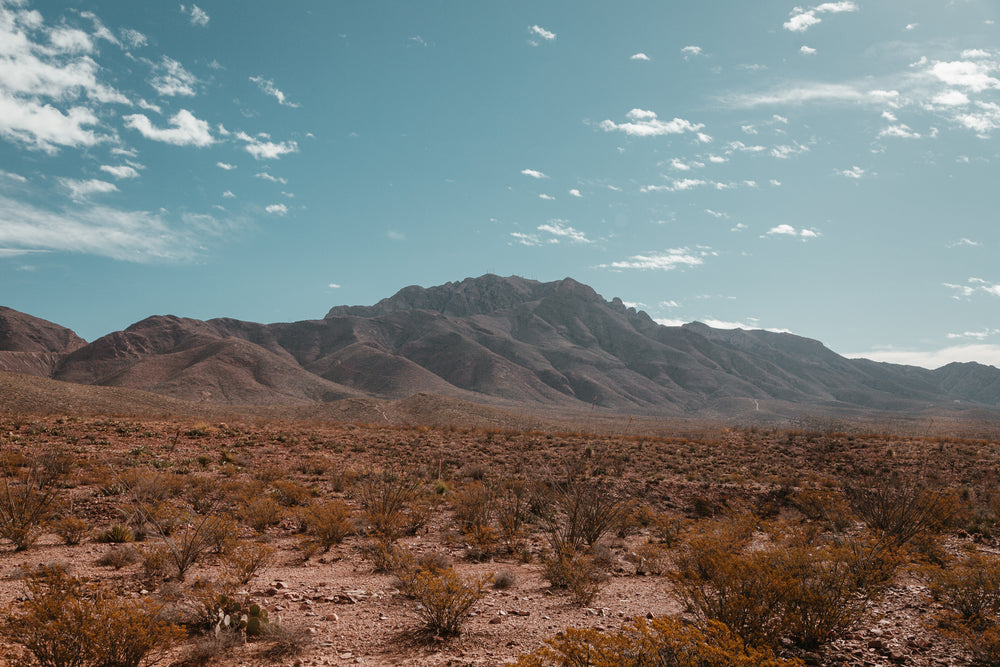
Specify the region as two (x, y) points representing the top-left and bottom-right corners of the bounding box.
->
(1, 0), (998, 369)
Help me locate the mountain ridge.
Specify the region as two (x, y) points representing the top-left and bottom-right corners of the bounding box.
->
(2, 274), (998, 418)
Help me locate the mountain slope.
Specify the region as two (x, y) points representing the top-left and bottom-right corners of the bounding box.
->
(2, 275), (999, 416)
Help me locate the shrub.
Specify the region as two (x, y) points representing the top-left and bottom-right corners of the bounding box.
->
(356, 472), (417, 541)
(0, 463), (59, 551)
(548, 477), (627, 552)
(96, 523), (134, 544)
(671, 524), (893, 649)
(222, 540), (275, 586)
(97, 545), (140, 570)
(845, 476), (957, 549)
(3, 565), (183, 667)
(298, 499), (354, 556)
(240, 495), (284, 533)
(408, 567), (489, 636)
(512, 616), (803, 667)
(542, 546), (605, 606)
(52, 515), (88, 545)
(493, 568), (518, 590)
(924, 552), (1000, 629)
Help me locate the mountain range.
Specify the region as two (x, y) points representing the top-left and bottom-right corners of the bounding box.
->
(2, 275), (999, 421)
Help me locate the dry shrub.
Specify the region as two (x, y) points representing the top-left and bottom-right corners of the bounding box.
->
(548, 477), (628, 552)
(356, 472), (417, 540)
(297, 499), (354, 556)
(542, 546), (605, 606)
(95, 523), (134, 544)
(97, 545), (140, 570)
(924, 552), (1000, 629)
(513, 616), (803, 667)
(632, 540), (671, 575)
(845, 475), (958, 548)
(260, 623), (314, 661)
(271, 479), (314, 507)
(493, 568), (518, 590)
(0, 463), (59, 551)
(792, 488), (853, 531)
(51, 515), (88, 545)
(408, 567), (489, 636)
(364, 537), (406, 573)
(222, 540), (275, 586)
(3, 564), (184, 667)
(239, 495), (284, 533)
(671, 522), (896, 649)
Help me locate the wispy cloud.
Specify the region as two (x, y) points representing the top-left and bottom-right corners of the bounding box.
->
(681, 45), (702, 59)
(764, 224), (820, 239)
(60, 178), (118, 201)
(537, 220), (591, 244)
(600, 108), (705, 137)
(255, 172), (287, 184)
(235, 131), (298, 159)
(0, 193), (220, 262)
(249, 76), (300, 108)
(538, 193), (555, 200)
(124, 110), (215, 146)
(216, 162), (237, 170)
(521, 168), (548, 179)
(598, 246), (715, 271)
(148, 56), (199, 97)
(783, 2), (859, 32)
(265, 203), (287, 216)
(100, 165), (140, 179)
(947, 328), (1000, 340)
(947, 238), (982, 248)
(528, 25), (556, 45)
(945, 277), (1000, 299)
(180, 4), (209, 27)
(836, 165), (867, 178)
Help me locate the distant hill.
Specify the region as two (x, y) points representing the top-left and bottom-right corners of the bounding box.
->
(2, 274), (999, 420)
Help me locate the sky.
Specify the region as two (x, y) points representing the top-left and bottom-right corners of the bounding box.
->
(0, 0), (999, 369)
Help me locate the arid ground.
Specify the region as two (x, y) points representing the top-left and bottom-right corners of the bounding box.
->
(1, 412), (999, 666)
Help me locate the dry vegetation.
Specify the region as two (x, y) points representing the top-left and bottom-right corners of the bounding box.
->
(0, 413), (999, 665)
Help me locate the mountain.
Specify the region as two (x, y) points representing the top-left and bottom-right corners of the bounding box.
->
(2, 275), (999, 419)
(0, 306), (87, 377)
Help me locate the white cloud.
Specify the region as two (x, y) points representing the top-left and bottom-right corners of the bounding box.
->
(538, 193), (555, 200)
(249, 76), (300, 108)
(708, 154), (728, 163)
(0, 193), (212, 262)
(124, 109), (214, 146)
(946, 277), (1000, 299)
(528, 25), (556, 44)
(521, 168), (548, 179)
(630, 53), (650, 61)
(222, 190), (235, 198)
(100, 165), (140, 179)
(769, 179), (782, 186)
(0, 91), (103, 153)
(725, 83), (868, 108)
(931, 61), (1000, 93)
(905, 23), (918, 31)
(641, 178), (706, 193)
(148, 56), (198, 96)
(328, 283), (341, 289)
(236, 131), (298, 159)
(0, 170), (27, 183)
(764, 224), (820, 239)
(538, 220), (591, 244)
(216, 162), (237, 170)
(800, 45), (817, 56)
(600, 108), (705, 137)
(598, 247), (714, 271)
(784, 2), (859, 33)
(568, 188), (582, 197)
(181, 4), (210, 27)
(265, 203), (287, 216)
(848, 345), (1000, 370)
(878, 123), (921, 139)
(933, 90), (970, 106)
(681, 45), (702, 58)
(836, 165), (866, 178)
(120, 28), (147, 48)
(60, 178), (117, 200)
(705, 209), (728, 218)
(948, 237), (982, 248)
(955, 102), (1000, 136)
(255, 172), (287, 184)
(510, 232), (541, 246)
(947, 329), (1000, 340)
(771, 143), (810, 159)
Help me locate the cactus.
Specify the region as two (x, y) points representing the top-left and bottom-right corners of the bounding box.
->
(211, 594), (269, 638)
